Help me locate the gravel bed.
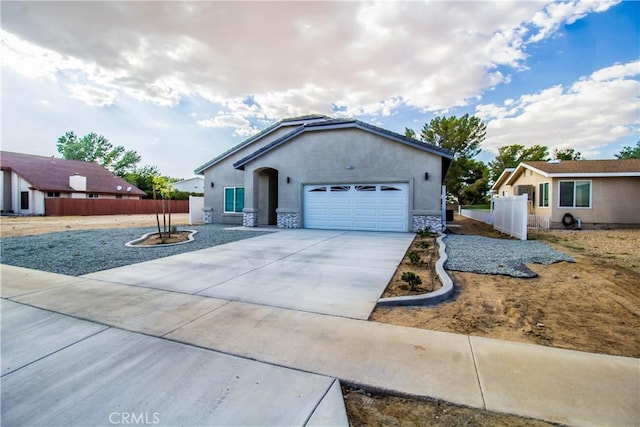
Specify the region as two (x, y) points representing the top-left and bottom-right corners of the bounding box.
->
(0, 225), (273, 276)
(443, 234), (574, 278)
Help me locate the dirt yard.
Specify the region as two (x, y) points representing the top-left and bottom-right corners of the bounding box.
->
(0, 214), (190, 238)
(353, 215), (640, 426)
(372, 215), (640, 358)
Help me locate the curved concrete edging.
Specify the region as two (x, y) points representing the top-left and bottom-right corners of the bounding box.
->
(125, 230), (198, 247)
(377, 234), (454, 307)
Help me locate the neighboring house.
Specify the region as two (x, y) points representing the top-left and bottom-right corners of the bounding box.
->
(1, 151), (146, 215)
(491, 167), (515, 197)
(171, 177), (204, 193)
(493, 159), (640, 229)
(194, 115), (454, 232)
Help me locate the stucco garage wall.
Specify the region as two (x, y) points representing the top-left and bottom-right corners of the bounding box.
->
(242, 128), (444, 229)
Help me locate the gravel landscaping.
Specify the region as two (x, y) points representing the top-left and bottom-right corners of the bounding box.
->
(0, 225), (272, 276)
(443, 234), (574, 277)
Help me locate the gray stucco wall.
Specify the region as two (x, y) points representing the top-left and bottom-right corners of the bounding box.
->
(201, 126), (300, 225)
(201, 127), (446, 228)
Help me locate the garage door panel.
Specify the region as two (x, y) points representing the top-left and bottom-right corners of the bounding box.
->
(304, 183), (408, 232)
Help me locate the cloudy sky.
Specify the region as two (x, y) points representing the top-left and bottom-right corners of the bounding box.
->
(2, 1), (638, 179)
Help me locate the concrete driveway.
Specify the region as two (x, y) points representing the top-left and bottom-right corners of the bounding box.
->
(84, 229), (414, 319)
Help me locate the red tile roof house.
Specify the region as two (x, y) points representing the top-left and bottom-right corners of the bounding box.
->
(491, 159), (640, 229)
(1, 151), (145, 215)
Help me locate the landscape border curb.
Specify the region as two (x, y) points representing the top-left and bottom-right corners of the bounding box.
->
(125, 229), (198, 247)
(376, 234), (454, 306)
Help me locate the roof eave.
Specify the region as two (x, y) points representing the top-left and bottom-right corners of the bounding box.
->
(547, 172), (640, 178)
(194, 115), (331, 174)
(232, 120), (454, 170)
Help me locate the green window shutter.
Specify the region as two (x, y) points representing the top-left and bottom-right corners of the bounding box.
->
(235, 187), (245, 212)
(225, 188), (234, 212)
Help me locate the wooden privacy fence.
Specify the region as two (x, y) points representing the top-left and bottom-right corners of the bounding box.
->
(45, 198), (189, 216)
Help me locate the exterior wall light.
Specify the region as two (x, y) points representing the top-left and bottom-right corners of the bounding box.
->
(286, 177), (291, 184)
(210, 182), (214, 188)
(424, 172), (429, 180)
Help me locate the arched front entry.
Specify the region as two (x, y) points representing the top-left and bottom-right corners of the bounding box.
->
(255, 167), (278, 226)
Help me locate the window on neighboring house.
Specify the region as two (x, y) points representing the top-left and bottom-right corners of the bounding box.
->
(559, 181), (591, 208)
(224, 187), (245, 213)
(538, 183), (549, 207)
(46, 192), (61, 198)
(20, 191), (29, 210)
(87, 193), (99, 199)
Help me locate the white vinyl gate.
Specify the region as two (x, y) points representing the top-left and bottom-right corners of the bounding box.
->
(493, 194), (528, 240)
(303, 183), (408, 232)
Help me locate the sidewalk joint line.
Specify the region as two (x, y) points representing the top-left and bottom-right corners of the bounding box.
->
(467, 336), (487, 410)
(1, 321), (110, 378)
(302, 378), (339, 426)
(160, 300), (233, 338)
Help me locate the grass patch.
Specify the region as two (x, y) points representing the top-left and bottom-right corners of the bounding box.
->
(462, 204), (491, 210)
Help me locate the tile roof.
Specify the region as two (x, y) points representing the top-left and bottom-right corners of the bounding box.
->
(0, 151), (146, 196)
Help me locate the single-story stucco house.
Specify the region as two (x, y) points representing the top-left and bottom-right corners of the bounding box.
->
(1, 151), (145, 215)
(492, 167), (515, 197)
(491, 159), (640, 229)
(194, 115), (454, 232)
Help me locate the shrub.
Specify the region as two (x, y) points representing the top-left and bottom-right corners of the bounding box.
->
(416, 241), (430, 250)
(417, 228), (436, 239)
(401, 272), (422, 291)
(407, 251), (422, 265)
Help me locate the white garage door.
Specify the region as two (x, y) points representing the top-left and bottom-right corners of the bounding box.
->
(303, 183), (409, 232)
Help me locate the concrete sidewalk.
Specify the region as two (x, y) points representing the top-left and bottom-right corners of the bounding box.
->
(2, 299), (346, 426)
(2, 264), (639, 427)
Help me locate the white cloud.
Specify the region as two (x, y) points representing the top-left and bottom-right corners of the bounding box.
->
(0, 0), (627, 142)
(197, 113), (259, 137)
(67, 84), (118, 107)
(476, 61), (640, 157)
(0, 1), (586, 120)
(528, 0), (620, 43)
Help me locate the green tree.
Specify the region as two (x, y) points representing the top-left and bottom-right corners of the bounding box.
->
(615, 141), (640, 159)
(553, 147), (584, 160)
(404, 127), (417, 139)
(122, 165), (160, 198)
(419, 114), (485, 159)
(56, 131), (141, 177)
(151, 175), (176, 241)
(458, 160), (491, 205)
(488, 144), (549, 182)
(412, 114), (487, 203)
